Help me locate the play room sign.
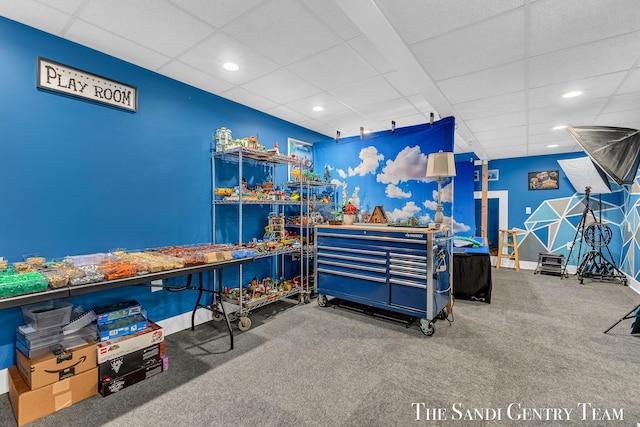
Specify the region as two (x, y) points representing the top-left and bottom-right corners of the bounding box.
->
(37, 57), (137, 112)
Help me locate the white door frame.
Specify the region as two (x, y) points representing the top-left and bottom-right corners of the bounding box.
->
(474, 190), (508, 232)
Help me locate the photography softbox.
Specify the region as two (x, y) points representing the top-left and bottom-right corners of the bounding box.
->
(557, 156), (611, 194)
(566, 126), (640, 185)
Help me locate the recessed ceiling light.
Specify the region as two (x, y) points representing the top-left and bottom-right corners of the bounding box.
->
(312, 106), (324, 112)
(562, 91), (582, 98)
(547, 144), (559, 148)
(223, 62), (239, 71)
(552, 125), (567, 130)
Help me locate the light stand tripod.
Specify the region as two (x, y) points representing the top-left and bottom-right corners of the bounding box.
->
(603, 303), (640, 334)
(561, 187), (627, 285)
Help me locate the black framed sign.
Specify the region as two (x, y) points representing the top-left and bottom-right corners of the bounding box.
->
(37, 57), (138, 112)
(529, 170), (559, 190)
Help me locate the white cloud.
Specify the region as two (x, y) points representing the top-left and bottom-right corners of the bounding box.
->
(452, 219), (472, 233)
(376, 145), (428, 185)
(330, 178), (342, 187)
(386, 184), (411, 199)
(386, 201), (422, 222)
(441, 180), (454, 203)
(338, 169), (347, 179)
(348, 146), (384, 176)
(431, 181), (454, 203)
(423, 199), (438, 210)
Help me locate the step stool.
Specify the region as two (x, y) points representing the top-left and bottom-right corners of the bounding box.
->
(496, 229), (520, 271)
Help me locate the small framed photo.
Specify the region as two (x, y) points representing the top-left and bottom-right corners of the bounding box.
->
(529, 170), (559, 190)
(487, 169), (499, 181)
(474, 170), (479, 182)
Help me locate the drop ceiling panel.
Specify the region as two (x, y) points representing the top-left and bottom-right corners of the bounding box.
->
(527, 72), (627, 110)
(474, 126), (526, 142)
(528, 98), (608, 124)
(66, 20), (171, 71)
(159, 61), (235, 94)
(79, 0), (215, 57)
(317, 109), (369, 134)
(465, 111), (527, 133)
(406, 95), (436, 115)
(220, 86), (279, 111)
(436, 61), (525, 104)
(36, 0), (84, 14)
(241, 68), (322, 105)
(528, 118), (597, 135)
(375, 0), (524, 44)
(486, 145), (528, 159)
(594, 110), (640, 127)
(529, 0), (640, 56)
(222, 0), (341, 66)
(528, 31), (640, 88)
(357, 98), (420, 122)
(390, 113), (432, 129)
(412, 9), (525, 81)
(479, 136), (528, 149)
(382, 71), (422, 97)
(298, 119), (335, 138)
(329, 76), (400, 109)
(528, 133), (576, 145)
(178, 32), (279, 85)
(167, 0), (264, 29)
(287, 43), (378, 91)
(347, 34), (395, 74)
(618, 67), (640, 93)
(0, 1), (71, 34)
(301, 0), (360, 41)
(285, 94), (352, 119)
(602, 92), (640, 114)
(265, 105), (313, 124)
(454, 91), (525, 121)
(5, 0), (640, 161)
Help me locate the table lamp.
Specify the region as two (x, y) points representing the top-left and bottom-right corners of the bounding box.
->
(426, 150), (456, 225)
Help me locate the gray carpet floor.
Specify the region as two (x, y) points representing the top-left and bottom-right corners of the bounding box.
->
(1, 268), (639, 426)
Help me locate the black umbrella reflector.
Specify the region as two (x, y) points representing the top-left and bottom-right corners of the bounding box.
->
(567, 126), (640, 185)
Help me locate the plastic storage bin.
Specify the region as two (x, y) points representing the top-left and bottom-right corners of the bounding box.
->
(21, 300), (73, 329)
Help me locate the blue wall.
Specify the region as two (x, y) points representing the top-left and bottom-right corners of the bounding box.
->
(477, 152), (629, 270)
(479, 152), (586, 228)
(0, 17), (325, 370)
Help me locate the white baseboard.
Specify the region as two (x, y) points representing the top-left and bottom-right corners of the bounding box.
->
(0, 307), (215, 396)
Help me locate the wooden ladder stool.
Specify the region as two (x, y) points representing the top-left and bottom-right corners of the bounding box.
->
(496, 229), (520, 271)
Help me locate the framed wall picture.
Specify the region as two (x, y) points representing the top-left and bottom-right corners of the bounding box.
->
(487, 169), (499, 181)
(529, 170), (559, 190)
(474, 170), (479, 182)
(287, 138), (312, 181)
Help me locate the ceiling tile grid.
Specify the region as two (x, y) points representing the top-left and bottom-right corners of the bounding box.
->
(1, 0), (639, 160)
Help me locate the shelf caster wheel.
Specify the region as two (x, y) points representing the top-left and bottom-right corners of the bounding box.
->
(317, 294), (328, 307)
(304, 293), (311, 304)
(237, 317), (251, 331)
(212, 312), (224, 322)
(419, 319), (435, 336)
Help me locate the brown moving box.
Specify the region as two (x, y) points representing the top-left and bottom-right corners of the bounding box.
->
(8, 365), (98, 426)
(16, 340), (96, 390)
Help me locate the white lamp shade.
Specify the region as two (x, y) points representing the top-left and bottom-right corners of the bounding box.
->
(426, 151), (456, 177)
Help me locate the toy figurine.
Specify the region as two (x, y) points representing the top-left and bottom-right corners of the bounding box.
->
(324, 165), (330, 182)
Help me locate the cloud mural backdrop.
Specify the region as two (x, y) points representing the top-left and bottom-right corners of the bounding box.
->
(312, 118), (475, 233)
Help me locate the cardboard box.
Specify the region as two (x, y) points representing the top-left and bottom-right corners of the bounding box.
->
(94, 300), (141, 326)
(8, 365), (98, 426)
(98, 342), (163, 382)
(97, 314), (147, 341)
(99, 357), (163, 396)
(16, 340), (97, 390)
(97, 320), (164, 364)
